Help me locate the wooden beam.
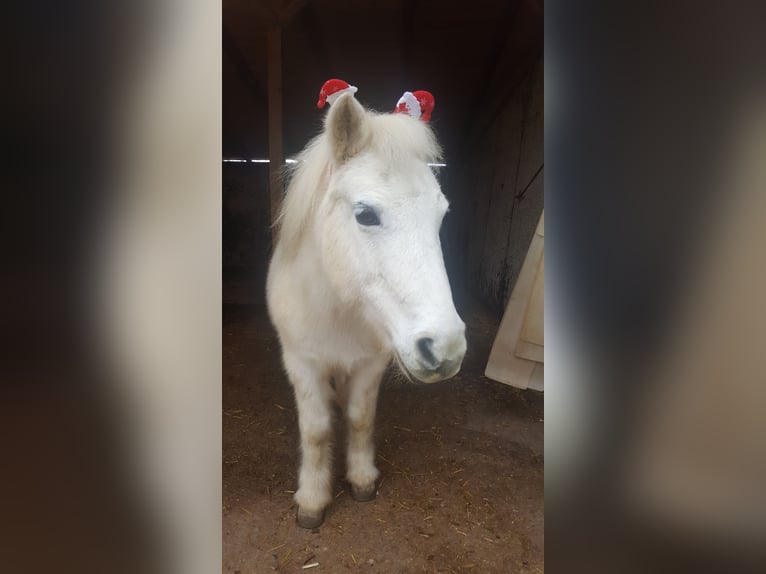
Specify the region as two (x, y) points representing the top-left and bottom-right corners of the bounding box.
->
(259, 0), (307, 25)
(268, 25), (283, 245)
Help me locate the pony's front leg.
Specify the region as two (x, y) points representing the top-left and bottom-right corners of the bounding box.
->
(284, 354), (334, 529)
(345, 356), (388, 501)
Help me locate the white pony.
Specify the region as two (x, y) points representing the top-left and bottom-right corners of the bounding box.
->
(266, 91), (466, 528)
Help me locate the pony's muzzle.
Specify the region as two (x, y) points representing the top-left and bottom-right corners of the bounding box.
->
(410, 327), (466, 383)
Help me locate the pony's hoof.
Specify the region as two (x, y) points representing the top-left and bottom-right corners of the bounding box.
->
(296, 507), (325, 529)
(351, 483), (377, 502)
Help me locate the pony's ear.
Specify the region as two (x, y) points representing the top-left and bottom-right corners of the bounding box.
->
(326, 93), (370, 163)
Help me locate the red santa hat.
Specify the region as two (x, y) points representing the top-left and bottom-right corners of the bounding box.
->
(317, 78), (358, 109)
(393, 90), (435, 122)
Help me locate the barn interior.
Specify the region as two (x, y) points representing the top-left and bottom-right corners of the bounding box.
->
(223, 1), (544, 571)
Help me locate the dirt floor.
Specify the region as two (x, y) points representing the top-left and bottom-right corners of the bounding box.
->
(223, 300), (544, 573)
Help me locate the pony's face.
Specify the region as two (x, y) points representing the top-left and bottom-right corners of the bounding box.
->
(318, 95), (466, 383)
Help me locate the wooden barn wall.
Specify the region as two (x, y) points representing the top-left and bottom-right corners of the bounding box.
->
(448, 57), (543, 316)
(223, 164), (271, 304)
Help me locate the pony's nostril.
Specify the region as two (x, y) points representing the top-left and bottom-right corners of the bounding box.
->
(416, 337), (438, 368)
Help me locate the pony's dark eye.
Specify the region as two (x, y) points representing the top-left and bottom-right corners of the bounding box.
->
(354, 206), (380, 227)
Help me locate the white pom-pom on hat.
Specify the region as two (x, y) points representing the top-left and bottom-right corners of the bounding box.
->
(317, 78), (358, 109)
(394, 91), (421, 120)
(393, 90), (435, 122)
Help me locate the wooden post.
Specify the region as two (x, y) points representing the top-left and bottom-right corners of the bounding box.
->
(267, 25), (283, 247)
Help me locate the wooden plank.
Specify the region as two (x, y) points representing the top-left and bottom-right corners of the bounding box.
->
(528, 363), (544, 392)
(515, 340), (544, 363)
(515, 216), (545, 362)
(267, 25), (283, 245)
(485, 212), (544, 390)
(520, 251), (544, 346)
(515, 216), (545, 363)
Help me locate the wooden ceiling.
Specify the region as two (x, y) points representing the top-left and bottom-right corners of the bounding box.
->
(223, 0), (542, 161)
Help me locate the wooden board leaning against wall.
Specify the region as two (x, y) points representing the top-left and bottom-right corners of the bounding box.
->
(485, 211), (544, 391)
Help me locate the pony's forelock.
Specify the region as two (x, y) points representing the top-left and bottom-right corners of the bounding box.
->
(367, 112), (443, 165)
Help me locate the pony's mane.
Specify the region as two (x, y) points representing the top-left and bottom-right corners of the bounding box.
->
(275, 112), (442, 256)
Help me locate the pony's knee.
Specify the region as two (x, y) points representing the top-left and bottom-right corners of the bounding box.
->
(305, 427), (331, 447)
(347, 406), (374, 434)
(301, 413), (332, 447)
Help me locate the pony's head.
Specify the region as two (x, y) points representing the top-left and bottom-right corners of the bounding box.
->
(311, 93), (466, 382)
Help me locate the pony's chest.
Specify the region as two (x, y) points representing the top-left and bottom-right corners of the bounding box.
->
(268, 255), (388, 366)
(304, 315), (384, 365)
